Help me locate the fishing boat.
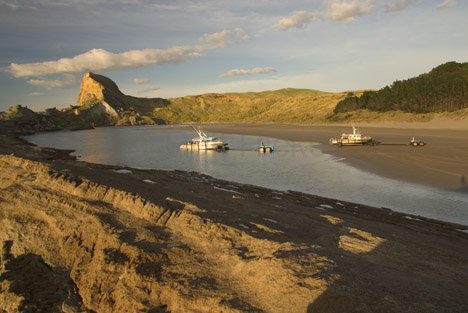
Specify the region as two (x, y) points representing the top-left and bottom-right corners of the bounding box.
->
(329, 126), (372, 146)
(180, 127), (229, 151)
(258, 142), (274, 153)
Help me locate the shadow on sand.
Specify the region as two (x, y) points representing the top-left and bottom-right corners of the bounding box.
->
(1, 240), (91, 313)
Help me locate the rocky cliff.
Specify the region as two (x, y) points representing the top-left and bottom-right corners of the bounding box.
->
(0, 73), (170, 132)
(76, 72), (169, 126)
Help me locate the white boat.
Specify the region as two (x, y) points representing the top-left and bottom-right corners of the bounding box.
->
(180, 127), (229, 151)
(258, 142), (274, 153)
(329, 126), (372, 146)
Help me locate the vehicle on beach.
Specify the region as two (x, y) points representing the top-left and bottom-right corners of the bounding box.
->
(329, 126), (373, 146)
(180, 127), (229, 151)
(258, 142), (274, 153)
(410, 137), (426, 147)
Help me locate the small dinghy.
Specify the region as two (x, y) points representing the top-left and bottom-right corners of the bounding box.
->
(258, 142), (274, 153)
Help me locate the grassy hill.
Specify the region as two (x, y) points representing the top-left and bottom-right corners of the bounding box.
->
(153, 88), (353, 124)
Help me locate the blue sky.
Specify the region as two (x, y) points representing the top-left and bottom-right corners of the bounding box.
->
(0, 0), (466, 111)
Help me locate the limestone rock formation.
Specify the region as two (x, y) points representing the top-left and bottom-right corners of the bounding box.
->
(77, 72), (123, 111)
(76, 72), (168, 125)
(0, 73), (170, 132)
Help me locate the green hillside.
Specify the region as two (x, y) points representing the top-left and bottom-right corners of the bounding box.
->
(153, 88), (350, 124)
(334, 62), (468, 114)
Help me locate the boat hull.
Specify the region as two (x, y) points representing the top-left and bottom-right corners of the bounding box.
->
(180, 141), (227, 150)
(329, 137), (372, 146)
(329, 126), (373, 146)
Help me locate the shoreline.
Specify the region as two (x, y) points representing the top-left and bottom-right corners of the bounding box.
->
(3, 132), (465, 229)
(1, 130), (468, 312)
(0, 131), (468, 230)
(20, 124), (468, 224)
(203, 123), (468, 192)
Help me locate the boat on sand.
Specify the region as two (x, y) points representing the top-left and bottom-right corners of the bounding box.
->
(329, 126), (372, 146)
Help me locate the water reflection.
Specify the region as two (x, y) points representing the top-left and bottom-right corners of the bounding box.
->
(26, 125), (468, 226)
(182, 149), (219, 172)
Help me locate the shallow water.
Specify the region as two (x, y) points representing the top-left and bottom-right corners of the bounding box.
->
(26, 125), (468, 226)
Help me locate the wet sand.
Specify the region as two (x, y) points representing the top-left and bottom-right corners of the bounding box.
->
(205, 124), (468, 192)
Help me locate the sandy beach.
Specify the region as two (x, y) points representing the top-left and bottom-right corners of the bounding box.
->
(1, 129), (468, 312)
(205, 123), (468, 192)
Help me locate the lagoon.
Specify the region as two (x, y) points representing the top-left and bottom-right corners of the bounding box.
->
(26, 125), (468, 226)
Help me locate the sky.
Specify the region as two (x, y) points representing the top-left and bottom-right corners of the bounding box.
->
(0, 0), (467, 111)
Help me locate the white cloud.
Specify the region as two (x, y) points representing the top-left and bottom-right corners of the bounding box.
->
(221, 67), (277, 78)
(276, 1), (375, 30)
(27, 74), (78, 89)
(133, 77), (150, 85)
(2, 1), (19, 9)
(276, 11), (321, 31)
(136, 86), (161, 94)
(29, 92), (44, 96)
(10, 46), (204, 78)
(9, 28), (249, 78)
(325, 0), (375, 21)
(437, 0), (457, 10)
(385, 0), (420, 12)
(200, 28), (250, 48)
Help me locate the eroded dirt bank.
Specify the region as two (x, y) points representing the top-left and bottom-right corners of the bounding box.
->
(1, 135), (468, 313)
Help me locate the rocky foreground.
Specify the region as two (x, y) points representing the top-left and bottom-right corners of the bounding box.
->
(1, 135), (468, 313)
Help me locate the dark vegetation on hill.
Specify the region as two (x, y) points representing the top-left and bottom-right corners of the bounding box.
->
(334, 62), (468, 114)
